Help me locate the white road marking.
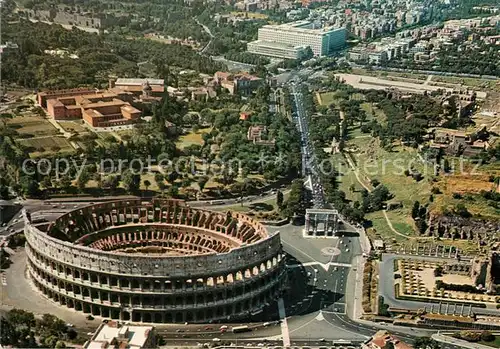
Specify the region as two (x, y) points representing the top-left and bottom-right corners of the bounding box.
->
(278, 298), (291, 347)
(287, 261), (352, 271)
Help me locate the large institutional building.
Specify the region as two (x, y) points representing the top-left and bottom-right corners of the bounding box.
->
(37, 79), (164, 128)
(248, 21), (347, 59)
(24, 199), (287, 323)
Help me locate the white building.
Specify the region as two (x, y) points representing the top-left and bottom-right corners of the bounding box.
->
(247, 40), (309, 59)
(248, 20), (346, 58)
(84, 322), (156, 349)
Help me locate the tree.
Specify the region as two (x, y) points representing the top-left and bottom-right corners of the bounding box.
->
(276, 190), (284, 208)
(454, 203), (471, 218)
(143, 179), (151, 191)
(481, 331), (495, 342)
(412, 201), (420, 219)
(59, 175), (72, 193)
(414, 337), (441, 349)
(154, 173), (164, 189)
(198, 176), (209, 193)
(102, 175), (119, 193)
(122, 170), (141, 193)
(282, 179), (308, 217)
(76, 169), (90, 192)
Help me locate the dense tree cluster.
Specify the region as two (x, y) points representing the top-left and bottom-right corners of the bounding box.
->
(361, 91), (445, 146)
(281, 179), (309, 217)
(224, 52), (270, 66)
(1, 309), (76, 348)
(0, 19), (224, 89)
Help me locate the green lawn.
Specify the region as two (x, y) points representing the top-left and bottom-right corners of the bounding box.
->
(176, 127), (211, 149)
(343, 135), (433, 238)
(7, 115), (58, 137)
(480, 337), (500, 348)
(317, 91), (340, 107)
(360, 102), (386, 124)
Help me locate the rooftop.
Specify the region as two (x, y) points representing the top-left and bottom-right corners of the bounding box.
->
(115, 78), (164, 86)
(85, 322), (153, 349)
(249, 40), (308, 50)
(262, 20), (345, 35)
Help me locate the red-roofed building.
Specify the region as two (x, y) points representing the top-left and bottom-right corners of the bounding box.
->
(39, 89), (141, 128)
(214, 71), (263, 95)
(362, 331), (413, 349)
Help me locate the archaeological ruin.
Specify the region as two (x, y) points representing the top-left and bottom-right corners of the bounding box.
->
(24, 199), (287, 323)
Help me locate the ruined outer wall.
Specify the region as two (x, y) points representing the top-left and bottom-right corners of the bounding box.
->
(23, 200), (287, 323)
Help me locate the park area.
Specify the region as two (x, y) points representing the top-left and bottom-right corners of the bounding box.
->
(6, 115), (58, 137)
(17, 136), (75, 158)
(175, 127), (211, 149)
(342, 135), (433, 240)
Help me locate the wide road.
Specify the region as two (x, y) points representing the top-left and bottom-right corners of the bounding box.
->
(282, 81), (441, 345)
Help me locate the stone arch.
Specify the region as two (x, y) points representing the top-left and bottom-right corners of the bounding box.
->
(143, 313), (152, 323)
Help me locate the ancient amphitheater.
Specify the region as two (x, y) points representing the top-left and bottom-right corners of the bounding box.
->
(24, 199), (287, 323)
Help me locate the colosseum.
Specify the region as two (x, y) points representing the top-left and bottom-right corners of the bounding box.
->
(24, 198), (287, 323)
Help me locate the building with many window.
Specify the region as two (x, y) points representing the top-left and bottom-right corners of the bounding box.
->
(248, 20), (346, 58)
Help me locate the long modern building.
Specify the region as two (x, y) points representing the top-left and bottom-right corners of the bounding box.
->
(248, 20), (347, 59)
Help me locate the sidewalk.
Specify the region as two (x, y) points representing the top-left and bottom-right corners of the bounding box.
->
(432, 333), (493, 349)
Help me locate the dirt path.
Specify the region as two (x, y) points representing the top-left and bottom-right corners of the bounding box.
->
(381, 210), (415, 239)
(344, 152), (413, 239)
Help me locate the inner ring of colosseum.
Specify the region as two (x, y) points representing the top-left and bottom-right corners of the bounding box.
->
(75, 225), (244, 255)
(24, 199), (287, 323)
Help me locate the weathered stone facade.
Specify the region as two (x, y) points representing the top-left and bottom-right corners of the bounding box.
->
(24, 199), (286, 323)
(23, 9), (112, 29)
(426, 214), (500, 241)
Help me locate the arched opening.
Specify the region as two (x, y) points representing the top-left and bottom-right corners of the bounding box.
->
(143, 313), (152, 323)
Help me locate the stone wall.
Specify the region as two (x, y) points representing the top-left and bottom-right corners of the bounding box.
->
(426, 214), (500, 241)
(23, 9), (111, 29)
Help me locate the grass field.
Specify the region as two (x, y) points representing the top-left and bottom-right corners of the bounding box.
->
(58, 120), (88, 133)
(176, 127), (211, 149)
(429, 160), (500, 219)
(360, 102), (386, 124)
(432, 75), (500, 92)
(342, 134), (433, 238)
(18, 136), (75, 158)
(6, 115), (58, 137)
(317, 91), (339, 106)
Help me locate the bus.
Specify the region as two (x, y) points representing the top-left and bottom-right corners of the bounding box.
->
(231, 325), (250, 333)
